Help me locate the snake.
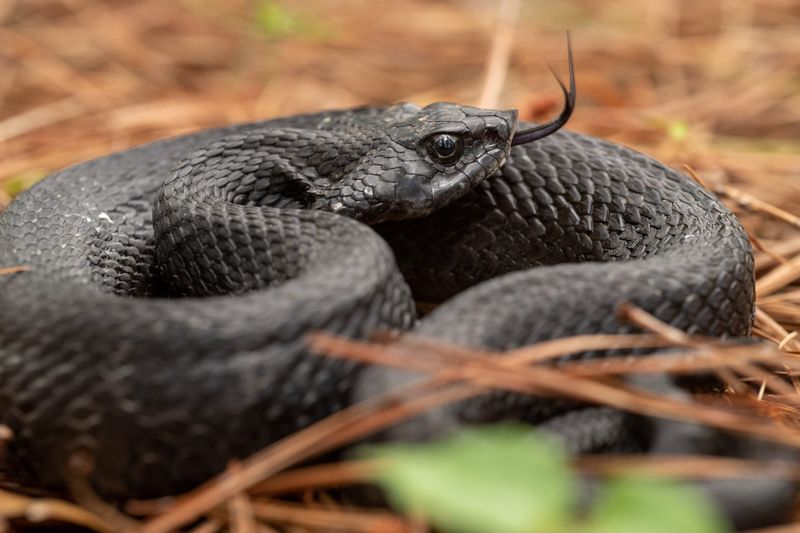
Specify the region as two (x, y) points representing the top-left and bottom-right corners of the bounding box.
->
(1, 48), (795, 527)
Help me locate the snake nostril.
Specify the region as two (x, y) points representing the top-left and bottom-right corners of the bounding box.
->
(483, 131), (501, 146)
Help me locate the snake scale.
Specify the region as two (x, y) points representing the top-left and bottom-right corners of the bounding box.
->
(2, 63), (795, 526)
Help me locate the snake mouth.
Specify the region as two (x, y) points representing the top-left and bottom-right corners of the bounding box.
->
(314, 103), (518, 225)
(430, 146), (511, 209)
(365, 147), (513, 222)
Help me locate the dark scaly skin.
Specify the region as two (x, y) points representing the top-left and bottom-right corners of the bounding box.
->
(0, 103), (516, 497)
(361, 128), (755, 454)
(378, 130), (754, 320)
(0, 103), (789, 526)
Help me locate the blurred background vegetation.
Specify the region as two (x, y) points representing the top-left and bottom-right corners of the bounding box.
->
(0, 0), (798, 222)
(0, 2), (799, 530)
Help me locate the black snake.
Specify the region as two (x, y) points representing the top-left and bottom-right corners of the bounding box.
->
(0, 60), (795, 527)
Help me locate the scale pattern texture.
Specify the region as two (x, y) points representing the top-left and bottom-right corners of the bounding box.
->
(0, 105), (754, 499)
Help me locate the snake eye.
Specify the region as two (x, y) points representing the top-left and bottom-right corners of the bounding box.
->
(426, 133), (464, 165)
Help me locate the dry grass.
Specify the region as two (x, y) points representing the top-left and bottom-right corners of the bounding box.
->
(1, 0), (800, 531)
(4, 317), (800, 531)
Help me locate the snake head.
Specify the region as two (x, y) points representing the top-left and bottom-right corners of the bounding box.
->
(319, 102), (518, 224)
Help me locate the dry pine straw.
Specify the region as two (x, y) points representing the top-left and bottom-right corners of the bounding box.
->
(1, 152), (800, 530)
(3, 247), (800, 531)
(4, 140), (800, 531)
(1, 0), (800, 530)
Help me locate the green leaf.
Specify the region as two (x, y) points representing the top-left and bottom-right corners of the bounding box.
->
(581, 477), (731, 533)
(252, 1), (332, 42)
(365, 425), (574, 533)
(2, 172), (45, 198)
(667, 120), (689, 141)
(254, 1), (300, 38)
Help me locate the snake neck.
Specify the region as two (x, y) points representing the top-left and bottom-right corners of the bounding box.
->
(162, 128), (374, 212)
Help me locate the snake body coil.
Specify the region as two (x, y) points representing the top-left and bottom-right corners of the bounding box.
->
(0, 102), (754, 499)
